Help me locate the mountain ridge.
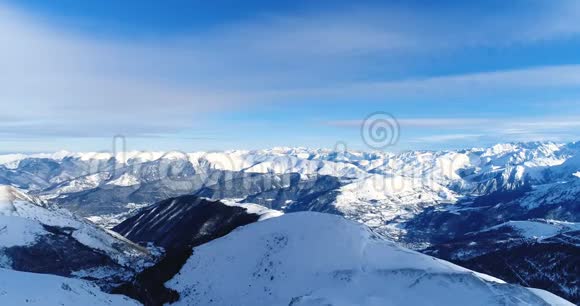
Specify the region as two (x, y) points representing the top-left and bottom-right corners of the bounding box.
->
(166, 212), (573, 306)
(1, 141), (579, 302)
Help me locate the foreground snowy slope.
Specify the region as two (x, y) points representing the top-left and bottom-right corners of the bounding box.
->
(0, 185), (151, 286)
(111, 195), (269, 305)
(0, 268), (139, 306)
(166, 213), (572, 306)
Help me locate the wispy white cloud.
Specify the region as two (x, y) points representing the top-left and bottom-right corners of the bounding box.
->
(410, 134), (483, 143)
(1, 1), (580, 145)
(329, 116), (580, 130)
(299, 64), (580, 102)
(206, 1), (580, 58)
(330, 115), (580, 145)
(327, 114), (580, 130)
(326, 118), (493, 128)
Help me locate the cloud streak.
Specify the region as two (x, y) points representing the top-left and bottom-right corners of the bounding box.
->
(410, 134), (483, 143)
(329, 116), (580, 146)
(328, 116), (580, 130)
(1, 1), (580, 148)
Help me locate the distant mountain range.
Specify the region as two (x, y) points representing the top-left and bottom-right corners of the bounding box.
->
(0, 141), (578, 303)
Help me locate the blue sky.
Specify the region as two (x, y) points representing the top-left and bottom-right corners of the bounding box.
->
(2, 0), (580, 152)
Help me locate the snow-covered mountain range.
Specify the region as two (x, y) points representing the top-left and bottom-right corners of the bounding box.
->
(0, 141), (578, 303)
(1, 141), (577, 230)
(0, 143), (580, 220)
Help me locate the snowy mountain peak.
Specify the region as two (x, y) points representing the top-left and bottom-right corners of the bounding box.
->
(0, 186), (18, 214)
(0, 140), (567, 165)
(0, 185), (151, 284)
(0, 185), (45, 215)
(167, 212), (572, 306)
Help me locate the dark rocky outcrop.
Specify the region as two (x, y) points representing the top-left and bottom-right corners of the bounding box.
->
(112, 195), (260, 306)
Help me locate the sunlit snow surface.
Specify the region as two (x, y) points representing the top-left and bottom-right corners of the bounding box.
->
(221, 199), (284, 221)
(483, 220), (580, 240)
(167, 213), (572, 306)
(0, 185), (148, 267)
(0, 268), (139, 305)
